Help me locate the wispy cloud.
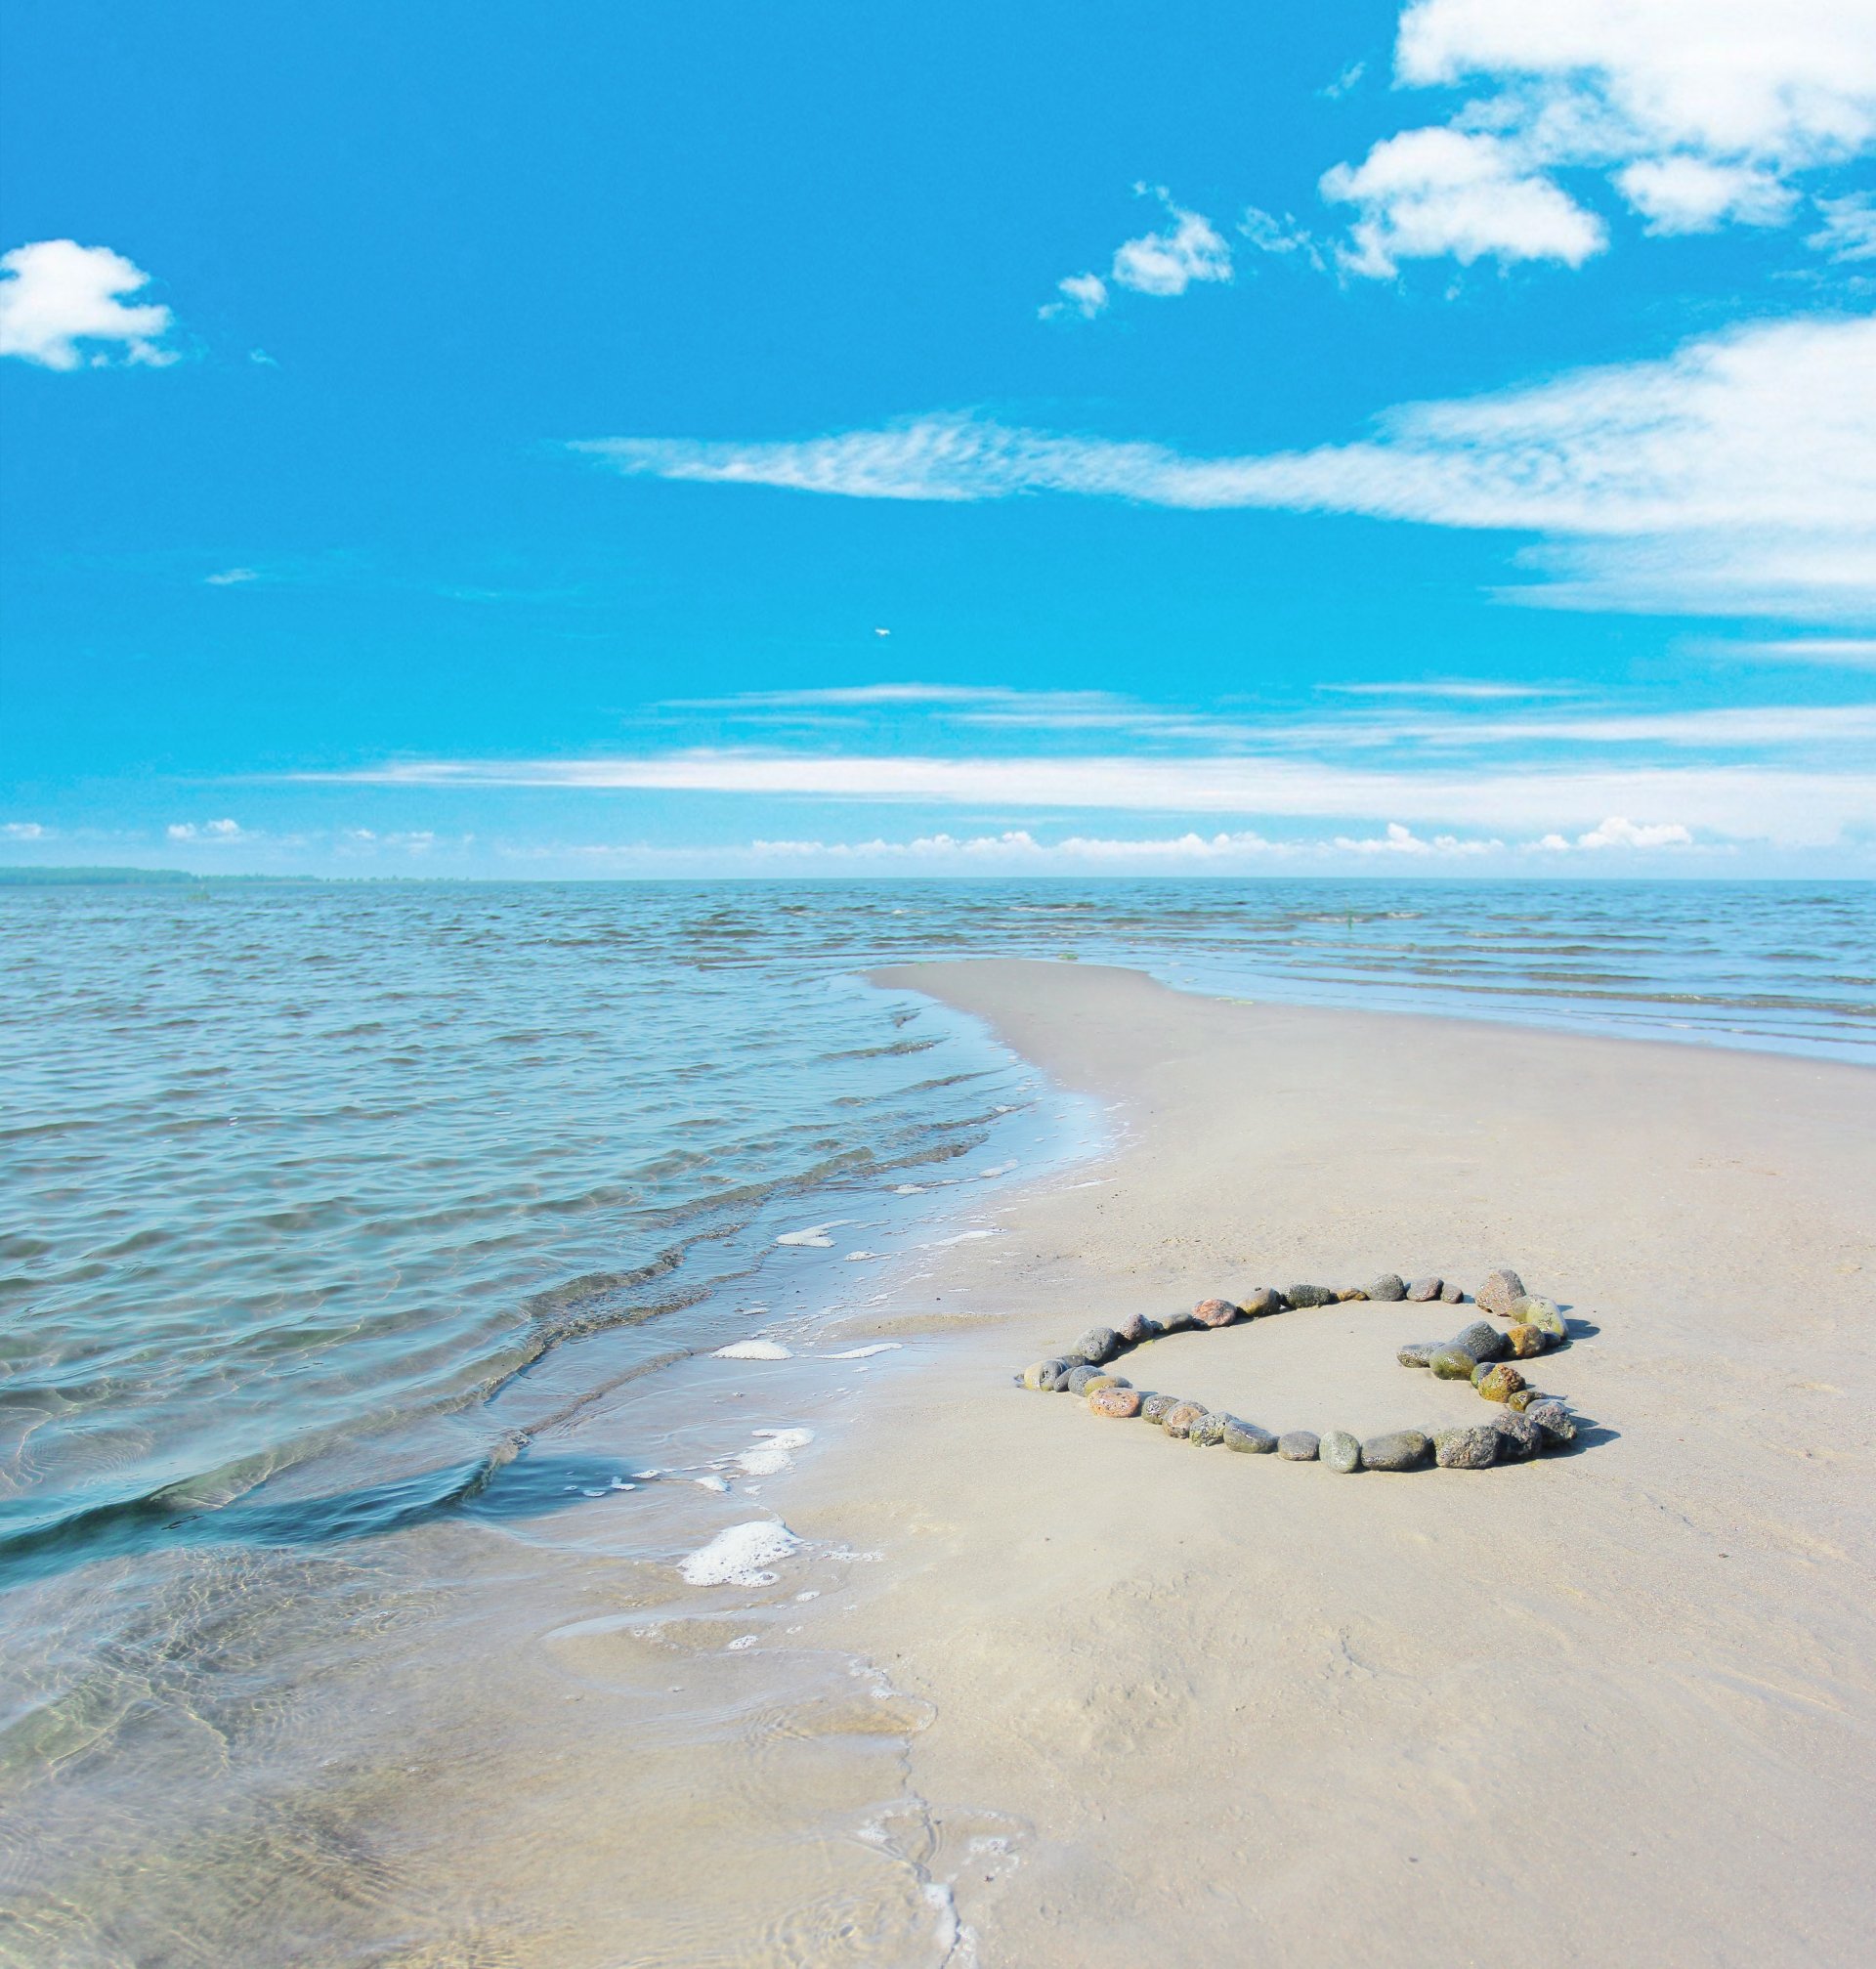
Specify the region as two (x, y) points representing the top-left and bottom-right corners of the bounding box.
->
(576, 312), (1876, 621)
(1319, 680), (1574, 700)
(0, 239), (178, 369)
(1044, 186), (1233, 320)
(204, 567), (261, 586)
(166, 818), (252, 843)
(1720, 638), (1876, 668)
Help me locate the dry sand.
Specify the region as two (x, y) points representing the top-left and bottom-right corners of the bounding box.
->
(779, 961), (1876, 1967)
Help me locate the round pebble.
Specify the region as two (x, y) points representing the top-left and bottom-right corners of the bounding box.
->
(1193, 1297), (1240, 1328)
(1286, 1283), (1337, 1308)
(1222, 1418), (1277, 1454)
(1368, 1273), (1407, 1302)
(1397, 1341), (1440, 1368)
(1475, 1268), (1527, 1316)
(1278, 1430), (1320, 1461)
(1114, 1311), (1159, 1345)
(1139, 1392), (1179, 1423)
(1070, 1326), (1121, 1366)
(1239, 1286), (1283, 1318)
(1439, 1281), (1465, 1304)
(1525, 1398), (1576, 1445)
(1428, 1346), (1477, 1381)
(1488, 1409), (1541, 1460)
(1064, 1364), (1108, 1395)
(1476, 1363), (1526, 1403)
(1161, 1401), (1208, 1439)
(1022, 1358), (1068, 1391)
(1509, 1295), (1567, 1341)
(1088, 1386), (1143, 1419)
(1433, 1425), (1500, 1469)
(1320, 1430), (1363, 1473)
(1362, 1430), (1432, 1472)
(1507, 1323), (1547, 1358)
(1405, 1276), (1443, 1303)
(1452, 1320), (1509, 1362)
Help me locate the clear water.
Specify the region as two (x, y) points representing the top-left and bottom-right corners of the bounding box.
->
(1, 877), (1869, 1964)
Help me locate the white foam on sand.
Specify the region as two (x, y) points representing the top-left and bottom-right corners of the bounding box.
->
(825, 1343), (902, 1359)
(679, 1520), (801, 1587)
(736, 1428), (813, 1477)
(712, 1339), (792, 1360)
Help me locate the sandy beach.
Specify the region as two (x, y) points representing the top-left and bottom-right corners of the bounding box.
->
(770, 960), (1876, 1966)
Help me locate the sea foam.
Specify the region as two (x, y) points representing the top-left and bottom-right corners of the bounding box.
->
(679, 1520), (801, 1587)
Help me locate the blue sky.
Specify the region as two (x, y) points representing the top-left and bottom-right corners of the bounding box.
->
(2, 0), (1873, 877)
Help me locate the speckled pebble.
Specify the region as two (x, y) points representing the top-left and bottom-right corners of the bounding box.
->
(1509, 1296), (1567, 1341)
(1222, 1418), (1277, 1454)
(1525, 1398), (1576, 1445)
(1193, 1297), (1240, 1328)
(1063, 1364), (1109, 1395)
(1368, 1273), (1407, 1302)
(1406, 1276), (1443, 1302)
(1239, 1286), (1284, 1318)
(1398, 1341), (1440, 1368)
(1337, 1287), (1369, 1302)
(1489, 1409), (1541, 1460)
(1140, 1393), (1181, 1424)
(1475, 1268), (1527, 1316)
(1114, 1311), (1159, 1346)
(1439, 1281), (1465, 1304)
(1507, 1323), (1547, 1358)
(1022, 1358), (1070, 1391)
(1320, 1430), (1363, 1473)
(1069, 1326), (1122, 1366)
(1433, 1425), (1500, 1469)
(1286, 1283), (1338, 1308)
(1088, 1386), (1142, 1419)
(1185, 1410), (1228, 1446)
(1081, 1373), (1131, 1396)
(1476, 1363), (1526, 1403)
(1452, 1320), (1509, 1363)
(1278, 1430), (1320, 1461)
(1362, 1430), (1432, 1472)
(1161, 1401), (1209, 1439)
(1428, 1346), (1478, 1380)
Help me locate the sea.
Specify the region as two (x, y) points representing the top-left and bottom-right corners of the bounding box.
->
(1, 877), (1870, 1966)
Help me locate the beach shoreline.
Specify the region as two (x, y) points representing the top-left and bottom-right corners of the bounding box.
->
(768, 959), (1876, 1967)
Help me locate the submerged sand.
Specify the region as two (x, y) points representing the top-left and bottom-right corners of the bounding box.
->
(774, 961), (1876, 1967)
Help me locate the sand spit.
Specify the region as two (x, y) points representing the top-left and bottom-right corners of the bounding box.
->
(776, 960), (1876, 1967)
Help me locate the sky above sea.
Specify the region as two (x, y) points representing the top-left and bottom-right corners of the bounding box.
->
(1, 0), (1873, 877)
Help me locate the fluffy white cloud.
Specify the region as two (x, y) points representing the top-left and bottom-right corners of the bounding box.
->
(166, 818), (248, 843)
(578, 311), (1876, 620)
(1322, 128), (1606, 274)
(1808, 191), (1876, 259)
(1322, 0), (1876, 271)
(1615, 156), (1797, 233)
(1046, 188), (1231, 317)
(0, 239), (177, 369)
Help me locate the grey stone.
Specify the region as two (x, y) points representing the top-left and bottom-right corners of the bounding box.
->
(1362, 1430), (1432, 1472)
(1070, 1326), (1121, 1366)
(1186, 1411), (1228, 1447)
(1406, 1276), (1443, 1303)
(1045, 1365), (1077, 1391)
(1320, 1430), (1363, 1473)
(1428, 1346), (1478, 1380)
(1488, 1410), (1541, 1461)
(1222, 1418), (1277, 1454)
(1439, 1281), (1465, 1304)
(1433, 1425), (1500, 1469)
(1193, 1297), (1240, 1328)
(1452, 1319), (1509, 1362)
(1113, 1311), (1158, 1346)
(1368, 1273), (1407, 1302)
(1161, 1401), (1208, 1439)
(1475, 1268), (1527, 1317)
(1064, 1364), (1110, 1395)
(1157, 1307), (1200, 1335)
(1239, 1286), (1284, 1318)
(1397, 1340), (1441, 1368)
(1471, 1359), (1494, 1386)
(1525, 1398), (1576, 1445)
(1139, 1393), (1180, 1424)
(1278, 1430), (1320, 1461)
(1286, 1283), (1338, 1308)
(1080, 1373), (1132, 1396)
(1022, 1357), (1071, 1391)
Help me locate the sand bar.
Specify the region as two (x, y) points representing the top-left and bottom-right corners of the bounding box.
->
(781, 960), (1876, 1966)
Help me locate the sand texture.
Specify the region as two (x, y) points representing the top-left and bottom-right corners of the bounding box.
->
(781, 962), (1876, 1967)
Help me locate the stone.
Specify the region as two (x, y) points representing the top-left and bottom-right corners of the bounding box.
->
(1140, 1393), (1181, 1424)
(1287, 1283), (1338, 1308)
(1070, 1326), (1122, 1366)
(1439, 1281), (1465, 1304)
(1278, 1430), (1320, 1461)
(1222, 1418), (1277, 1454)
(1088, 1386), (1142, 1419)
(1475, 1268), (1527, 1317)
(1507, 1323), (1547, 1359)
(1488, 1409), (1541, 1460)
(1406, 1276), (1443, 1302)
(1161, 1401), (1209, 1439)
(1081, 1373), (1131, 1396)
(1452, 1320), (1509, 1362)
(1368, 1273), (1407, 1302)
(1186, 1411), (1228, 1446)
(1509, 1296), (1567, 1342)
(1022, 1358), (1070, 1391)
(1470, 1360), (1493, 1386)
(1157, 1307), (1200, 1335)
(1476, 1362), (1526, 1403)
(1397, 1340), (1441, 1368)
(1239, 1286), (1284, 1318)
(1362, 1430), (1432, 1472)
(1433, 1425), (1500, 1469)
(1064, 1364), (1111, 1395)
(1337, 1287), (1369, 1302)
(1428, 1346), (1477, 1380)
(1193, 1297), (1240, 1328)
(1045, 1365), (1078, 1391)
(1113, 1311), (1159, 1346)
(1320, 1430), (1363, 1473)
(1525, 1399), (1576, 1446)
(1507, 1387), (1538, 1411)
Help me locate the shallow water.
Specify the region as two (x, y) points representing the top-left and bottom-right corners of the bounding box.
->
(0, 877), (1869, 1964)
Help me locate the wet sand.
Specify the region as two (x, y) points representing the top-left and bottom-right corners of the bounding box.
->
(774, 960), (1876, 1966)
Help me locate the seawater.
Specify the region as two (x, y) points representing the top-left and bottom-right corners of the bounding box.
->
(1, 877), (1869, 1965)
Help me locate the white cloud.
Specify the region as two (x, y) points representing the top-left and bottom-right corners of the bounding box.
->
(578, 311), (1876, 620)
(1047, 188), (1231, 317)
(1725, 637), (1876, 666)
(205, 568), (260, 586)
(1572, 815), (1694, 847)
(315, 749), (1876, 847)
(1332, 821), (1507, 855)
(3, 822), (47, 840)
(1615, 156), (1797, 233)
(0, 240), (177, 369)
(1322, 128), (1607, 275)
(1808, 191), (1876, 260)
(1317, 0), (1876, 269)
(1321, 680), (1574, 699)
(166, 818), (249, 843)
